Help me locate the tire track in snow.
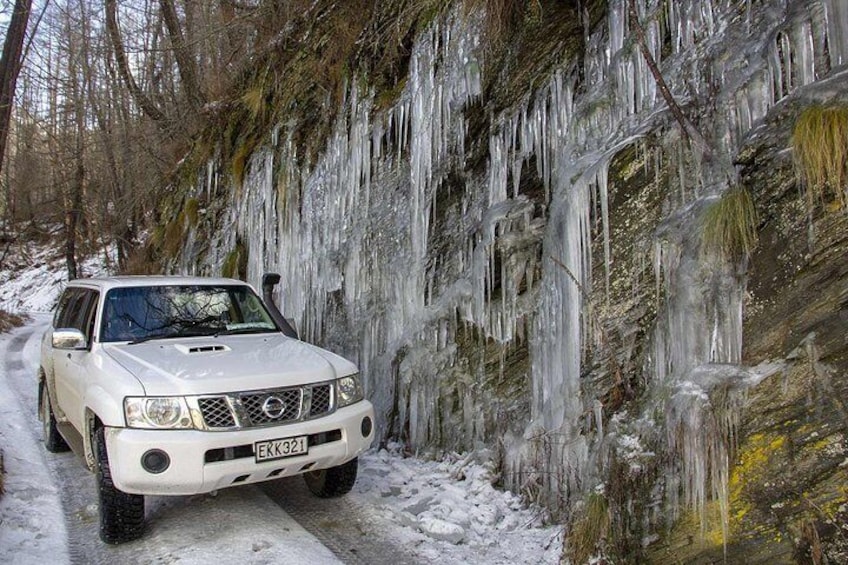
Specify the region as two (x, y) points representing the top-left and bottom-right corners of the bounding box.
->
(1, 321), (72, 563)
(3, 321), (96, 564)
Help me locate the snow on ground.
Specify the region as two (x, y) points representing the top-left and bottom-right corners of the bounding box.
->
(0, 319), (69, 562)
(0, 243), (563, 564)
(0, 239), (111, 313)
(354, 449), (562, 563)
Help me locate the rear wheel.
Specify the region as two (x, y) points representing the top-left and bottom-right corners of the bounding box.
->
(94, 427), (145, 544)
(303, 457), (358, 498)
(40, 384), (69, 453)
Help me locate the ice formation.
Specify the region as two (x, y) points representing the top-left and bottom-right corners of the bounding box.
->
(178, 0), (848, 538)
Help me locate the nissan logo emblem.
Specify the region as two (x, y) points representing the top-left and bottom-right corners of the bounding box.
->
(262, 396), (286, 419)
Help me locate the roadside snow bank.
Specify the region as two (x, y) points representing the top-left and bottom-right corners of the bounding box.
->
(356, 445), (562, 563)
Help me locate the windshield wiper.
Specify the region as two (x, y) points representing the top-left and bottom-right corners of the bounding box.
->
(173, 326), (224, 339)
(214, 326), (277, 337)
(127, 323), (273, 344)
(127, 326), (220, 344)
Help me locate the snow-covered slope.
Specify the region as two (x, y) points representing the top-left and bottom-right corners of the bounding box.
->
(0, 240), (110, 313)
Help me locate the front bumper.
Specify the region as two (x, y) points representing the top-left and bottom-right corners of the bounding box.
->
(105, 400), (375, 495)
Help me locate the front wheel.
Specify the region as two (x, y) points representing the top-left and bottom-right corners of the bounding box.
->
(303, 457), (358, 498)
(40, 384), (69, 453)
(94, 427), (145, 544)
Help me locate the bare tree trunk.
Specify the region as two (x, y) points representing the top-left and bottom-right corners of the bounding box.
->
(218, 0), (241, 73)
(159, 0), (206, 113)
(105, 0), (167, 122)
(65, 154), (83, 280)
(82, 5), (122, 265)
(60, 3), (90, 281)
(107, 55), (135, 270)
(102, 39), (141, 270)
(0, 0), (32, 180)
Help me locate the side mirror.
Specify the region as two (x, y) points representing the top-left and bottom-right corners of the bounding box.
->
(52, 328), (88, 350)
(261, 273), (299, 339)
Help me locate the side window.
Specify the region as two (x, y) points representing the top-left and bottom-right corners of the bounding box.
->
(79, 290), (100, 343)
(53, 288), (76, 328)
(56, 289), (84, 329)
(55, 288), (99, 343)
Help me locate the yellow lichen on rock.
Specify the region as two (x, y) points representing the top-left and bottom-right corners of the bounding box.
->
(702, 433), (787, 545)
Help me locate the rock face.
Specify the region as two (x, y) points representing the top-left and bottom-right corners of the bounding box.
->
(173, 0), (848, 561)
(644, 81), (848, 563)
(723, 86), (847, 563)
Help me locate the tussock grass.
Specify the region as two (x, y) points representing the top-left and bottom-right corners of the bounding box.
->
(566, 491), (610, 564)
(701, 186), (758, 261)
(231, 143), (255, 188)
(163, 211), (187, 258)
(792, 104), (848, 210)
(241, 79), (270, 122)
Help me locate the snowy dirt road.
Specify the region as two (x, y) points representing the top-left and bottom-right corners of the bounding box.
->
(0, 315), (561, 564)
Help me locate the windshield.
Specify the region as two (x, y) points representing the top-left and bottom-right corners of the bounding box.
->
(100, 285), (278, 343)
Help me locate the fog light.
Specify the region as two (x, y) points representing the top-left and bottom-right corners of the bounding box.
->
(141, 449), (170, 474)
(361, 416), (373, 438)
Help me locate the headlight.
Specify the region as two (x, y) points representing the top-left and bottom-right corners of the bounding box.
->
(336, 373), (363, 407)
(125, 397), (194, 429)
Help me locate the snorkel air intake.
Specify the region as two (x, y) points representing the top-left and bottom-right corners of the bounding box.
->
(261, 273), (299, 339)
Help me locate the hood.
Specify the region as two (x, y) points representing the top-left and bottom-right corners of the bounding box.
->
(102, 333), (357, 396)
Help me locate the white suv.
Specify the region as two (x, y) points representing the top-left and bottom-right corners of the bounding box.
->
(38, 275), (374, 544)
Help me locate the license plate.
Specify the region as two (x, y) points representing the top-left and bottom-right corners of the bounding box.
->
(255, 436), (308, 462)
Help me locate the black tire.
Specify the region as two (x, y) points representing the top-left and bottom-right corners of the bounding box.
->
(303, 457), (358, 498)
(40, 384), (69, 453)
(94, 427), (145, 544)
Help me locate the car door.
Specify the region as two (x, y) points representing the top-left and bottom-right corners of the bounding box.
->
(53, 288), (99, 431)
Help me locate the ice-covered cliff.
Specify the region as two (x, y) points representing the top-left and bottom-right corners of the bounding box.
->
(172, 1), (848, 561)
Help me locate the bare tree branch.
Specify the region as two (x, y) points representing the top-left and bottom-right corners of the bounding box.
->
(627, 0), (712, 158)
(105, 0), (167, 122)
(628, 0), (745, 190)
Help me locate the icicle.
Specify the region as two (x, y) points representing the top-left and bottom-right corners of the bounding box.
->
(822, 0), (848, 66)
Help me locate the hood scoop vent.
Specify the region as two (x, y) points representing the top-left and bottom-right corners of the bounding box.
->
(174, 343), (231, 355)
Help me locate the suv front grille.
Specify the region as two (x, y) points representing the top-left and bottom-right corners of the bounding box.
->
(310, 383), (332, 416)
(193, 382), (335, 430)
(197, 397), (236, 428)
(241, 388), (302, 425)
